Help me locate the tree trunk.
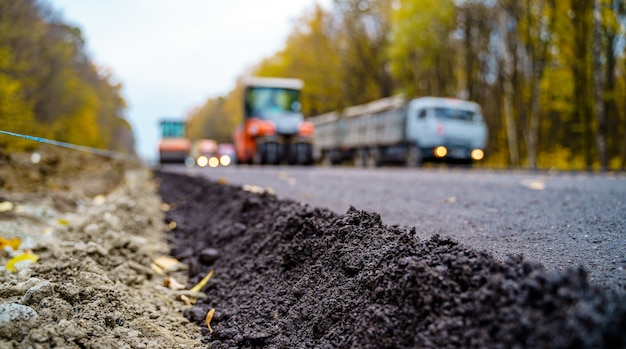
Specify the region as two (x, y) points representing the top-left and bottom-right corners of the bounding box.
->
(592, 0), (607, 171)
(498, 3), (520, 166)
(527, 62), (543, 170)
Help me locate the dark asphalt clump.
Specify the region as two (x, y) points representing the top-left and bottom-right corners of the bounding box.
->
(155, 171), (626, 349)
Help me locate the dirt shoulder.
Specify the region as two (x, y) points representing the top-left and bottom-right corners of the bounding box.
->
(0, 146), (205, 349)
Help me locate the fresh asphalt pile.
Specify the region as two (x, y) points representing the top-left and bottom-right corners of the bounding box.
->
(156, 171), (626, 349)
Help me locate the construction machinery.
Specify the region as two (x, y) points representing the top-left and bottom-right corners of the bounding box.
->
(233, 77), (314, 165)
(310, 96), (488, 167)
(157, 120), (191, 164)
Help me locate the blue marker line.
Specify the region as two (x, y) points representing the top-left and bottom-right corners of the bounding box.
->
(0, 129), (137, 162)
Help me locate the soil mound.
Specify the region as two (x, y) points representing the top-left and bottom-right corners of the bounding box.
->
(156, 171), (626, 349)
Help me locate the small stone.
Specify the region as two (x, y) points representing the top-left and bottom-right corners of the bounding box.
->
(199, 248), (220, 265)
(22, 280), (55, 306)
(0, 303), (40, 340)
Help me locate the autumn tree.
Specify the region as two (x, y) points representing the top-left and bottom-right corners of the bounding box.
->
(190, 0), (626, 170)
(0, 0), (133, 153)
(388, 0), (457, 97)
(333, 0), (395, 104)
(0, 0), (43, 150)
(593, 0), (626, 170)
(255, 4), (344, 115)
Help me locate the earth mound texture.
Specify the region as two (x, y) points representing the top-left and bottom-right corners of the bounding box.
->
(156, 171), (626, 349)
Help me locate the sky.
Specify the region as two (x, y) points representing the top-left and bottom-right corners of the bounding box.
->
(48, 0), (330, 163)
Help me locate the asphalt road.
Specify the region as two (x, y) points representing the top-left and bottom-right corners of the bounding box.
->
(161, 164), (626, 292)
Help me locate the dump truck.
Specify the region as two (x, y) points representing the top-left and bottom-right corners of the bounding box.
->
(158, 120), (191, 164)
(310, 96), (488, 167)
(233, 77), (314, 165)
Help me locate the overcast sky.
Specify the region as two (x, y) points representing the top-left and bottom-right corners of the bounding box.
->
(48, 0), (330, 163)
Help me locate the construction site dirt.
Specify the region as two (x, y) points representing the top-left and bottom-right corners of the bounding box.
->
(156, 170), (625, 349)
(0, 144), (624, 348)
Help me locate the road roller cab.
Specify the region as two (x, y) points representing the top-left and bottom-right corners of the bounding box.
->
(234, 77), (314, 165)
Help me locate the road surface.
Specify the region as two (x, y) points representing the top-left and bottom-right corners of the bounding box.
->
(160, 164), (626, 292)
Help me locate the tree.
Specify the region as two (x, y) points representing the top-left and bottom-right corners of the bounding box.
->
(255, 4), (344, 115)
(497, 0), (522, 166)
(0, 0), (132, 153)
(593, 0), (626, 170)
(388, 0), (457, 97)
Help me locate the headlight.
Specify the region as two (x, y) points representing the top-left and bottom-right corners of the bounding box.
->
(208, 156), (220, 168)
(196, 156), (209, 167)
(220, 155), (231, 166)
(434, 146), (448, 158)
(471, 149), (484, 160)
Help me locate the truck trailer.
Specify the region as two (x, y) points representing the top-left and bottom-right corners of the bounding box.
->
(233, 77), (314, 165)
(311, 96), (488, 167)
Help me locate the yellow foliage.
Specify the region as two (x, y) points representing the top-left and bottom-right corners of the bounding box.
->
(0, 1), (130, 153)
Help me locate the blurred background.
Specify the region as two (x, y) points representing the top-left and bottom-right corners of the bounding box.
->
(1, 0), (625, 171)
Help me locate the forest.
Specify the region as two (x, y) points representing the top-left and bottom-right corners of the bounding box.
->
(187, 0), (626, 171)
(0, 0), (134, 154)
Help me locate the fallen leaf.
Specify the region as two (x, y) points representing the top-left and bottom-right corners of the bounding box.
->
(520, 179), (545, 190)
(6, 253), (39, 272)
(206, 308), (215, 332)
(0, 237), (21, 251)
(150, 263), (164, 275)
(190, 269), (214, 293)
(180, 294), (196, 306)
(164, 276), (186, 290)
(0, 201), (14, 212)
(243, 184), (275, 195)
(92, 195), (106, 205)
(153, 256), (180, 271)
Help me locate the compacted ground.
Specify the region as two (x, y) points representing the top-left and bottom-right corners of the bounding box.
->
(0, 146), (203, 348)
(156, 170), (626, 349)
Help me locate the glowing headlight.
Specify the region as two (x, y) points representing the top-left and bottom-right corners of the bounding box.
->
(434, 146), (448, 158)
(471, 149), (485, 161)
(220, 155), (231, 166)
(208, 156), (220, 168)
(196, 156), (209, 167)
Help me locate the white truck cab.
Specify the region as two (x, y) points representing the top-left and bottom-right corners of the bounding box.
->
(406, 97), (487, 163)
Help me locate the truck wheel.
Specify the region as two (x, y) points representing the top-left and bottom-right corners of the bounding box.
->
(253, 144), (265, 165)
(321, 152), (332, 167)
(353, 150), (365, 168)
(289, 143), (311, 165)
(366, 150), (379, 168)
(300, 144), (314, 166)
(405, 146), (423, 167)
